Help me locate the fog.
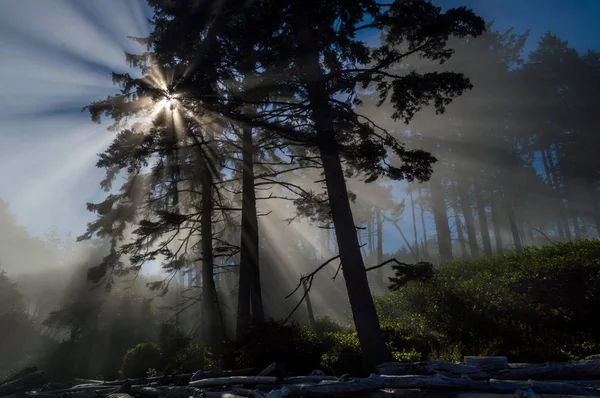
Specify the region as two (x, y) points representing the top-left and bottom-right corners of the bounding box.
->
(0, 0), (599, 380)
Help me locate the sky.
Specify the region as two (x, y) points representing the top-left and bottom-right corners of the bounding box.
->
(0, 0), (599, 248)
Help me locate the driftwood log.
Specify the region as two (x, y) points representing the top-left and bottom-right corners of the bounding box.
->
(0, 370), (48, 395)
(378, 359), (600, 381)
(189, 376), (279, 388)
(8, 356), (600, 398)
(300, 374), (600, 397)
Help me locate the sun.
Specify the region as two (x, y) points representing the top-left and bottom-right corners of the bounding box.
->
(159, 95), (178, 112)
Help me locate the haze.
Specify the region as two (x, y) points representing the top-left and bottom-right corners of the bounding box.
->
(0, 0), (599, 379)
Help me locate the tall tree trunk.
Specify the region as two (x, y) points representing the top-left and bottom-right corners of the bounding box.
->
(525, 219), (535, 245)
(489, 187), (504, 253)
(501, 186), (523, 251)
(473, 178), (493, 256)
(546, 147), (572, 240)
(457, 179), (480, 257)
(296, 14), (389, 369)
(242, 126), (264, 322)
(419, 187), (429, 260)
(303, 280), (315, 326)
(376, 207), (384, 286)
(450, 181), (468, 259)
(201, 169), (219, 349)
(429, 175), (453, 262)
(541, 148), (566, 240)
(368, 212), (375, 255)
(409, 187), (420, 260)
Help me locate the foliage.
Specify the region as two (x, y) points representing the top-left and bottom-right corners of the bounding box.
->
(311, 316), (348, 334)
(157, 322), (214, 374)
(319, 332), (363, 376)
(121, 343), (163, 379)
(376, 239), (600, 362)
(170, 342), (214, 374)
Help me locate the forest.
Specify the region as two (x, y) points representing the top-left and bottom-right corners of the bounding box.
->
(1, 0), (600, 387)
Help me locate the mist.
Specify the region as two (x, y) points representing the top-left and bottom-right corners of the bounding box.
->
(0, 0), (599, 382)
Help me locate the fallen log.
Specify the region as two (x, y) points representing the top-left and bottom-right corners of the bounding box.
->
(189, 376), (278, 389)
(129, 385), (163, 397)
(0, 371), (48, 396)
(488, 379), (594, 396)
(279, 376), (339, 384)
(377, 361), (482, 377)
(300, 374), (492, 396)
(485, 361), (600, 381)
(38, 384), (119, 395)
(259, 363), (286, 378)
(300, 374), (600, 397)
(465, 357), (509, 372)
(191, 369), (257, 382)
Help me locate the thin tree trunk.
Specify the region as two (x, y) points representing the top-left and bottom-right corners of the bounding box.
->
(541, 148), (566, 240)
(489, 187), (504, 254)
(502, 186), (523, 251)
(457, 179), (480, 257)
(473, 178), (493, 256)
(547, 147), (572, 240)
(303, 280), (315, 326)
(429, 176), (453, 262)
(296, 13), (389, 369)
(376, 207), (384, 286)
(201, 169), (219, 349)
(409, 187), (420, 261)
(367, 213), (374, 255)
(450, 181), (468, 259)
(419, 187), (429, 260)
(241, 125), (264, 322)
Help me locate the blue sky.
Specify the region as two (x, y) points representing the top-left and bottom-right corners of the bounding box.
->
(0, 0), (598, 247)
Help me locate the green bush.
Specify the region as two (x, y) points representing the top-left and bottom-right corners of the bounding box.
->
(312, 316), (347, 334)
(376, 239), (600, 362)
(224, 320), (324, 375)
(319, 331), (363, 376)
(170, 342), (214, 374)
(121, 343), (162, 378)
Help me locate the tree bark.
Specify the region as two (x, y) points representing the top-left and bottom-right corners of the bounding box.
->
(419, 187), (429, 260)
(501, 186), (523, 251)
(489, 187), (504, 254)
(376, 207), (384, 285)
(368, 213), (374, 255)
(242, 126), (264, 322)
(429, 176), (453, 262)
(546, 147), (572, 240)
(201, 169), (219, 349)
(541, 149), (566, 240)
(303, 280), (315, 326)
(457, 178), (480, 257)
(450, 181), (468, 259)
(295, 11), (389, 370)
(473, 178), (493, 256)
(409, 188), (420, 261)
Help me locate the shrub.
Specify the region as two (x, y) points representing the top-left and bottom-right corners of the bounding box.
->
(312, 316), (347, 334)
(224, 320), (325, 375)
(170, 342), (214, 374)
(319, 332), (363, 376)
(377, 239), (600, 362)
(121, 343), (162, 378)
